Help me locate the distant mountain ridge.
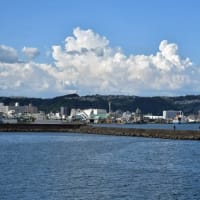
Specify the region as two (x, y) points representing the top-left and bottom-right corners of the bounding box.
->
(1, 94), (200, 115)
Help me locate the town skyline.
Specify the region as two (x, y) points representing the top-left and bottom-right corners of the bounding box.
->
(1, 0), (200, 97)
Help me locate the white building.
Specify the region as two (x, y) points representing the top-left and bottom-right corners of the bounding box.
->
(163, 110), (183, 120)
(84, 109), (107, 116)
(0, 103), (9, 114)
(69, 108), (107, 123)
(32, 111), (46, 120)
(144, 114), (163, 120)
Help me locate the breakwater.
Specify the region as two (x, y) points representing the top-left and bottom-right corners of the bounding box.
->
(0, 123), (200, 140)
(0, 123), (83, 132)
(78, 126), (200, 140)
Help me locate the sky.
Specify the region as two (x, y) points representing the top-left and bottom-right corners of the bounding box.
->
(1, 0), (200, 97)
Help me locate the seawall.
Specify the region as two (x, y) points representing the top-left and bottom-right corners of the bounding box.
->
(0, 123), (200, 140)
(0, 123), (83, 132)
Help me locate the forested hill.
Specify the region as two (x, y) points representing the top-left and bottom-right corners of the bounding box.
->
(1, 94), (200, 115)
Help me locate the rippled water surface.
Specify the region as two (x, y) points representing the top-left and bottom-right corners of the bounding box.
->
(0, 132), (200, 200)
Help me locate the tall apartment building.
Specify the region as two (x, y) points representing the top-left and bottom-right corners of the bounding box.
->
(0, 103), (9, 114)
(0, 102), (38, 115)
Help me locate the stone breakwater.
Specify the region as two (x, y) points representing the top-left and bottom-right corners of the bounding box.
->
(0, 123), (200, 140)
(77, 126), (200, 140)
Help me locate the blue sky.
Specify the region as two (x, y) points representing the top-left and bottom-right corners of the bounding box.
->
(0, 0), (200, 97)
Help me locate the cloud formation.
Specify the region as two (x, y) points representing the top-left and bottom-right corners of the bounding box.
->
(0, 45), (18, 63)
(52, 27), (195, 96)
(22, 47), (40, 59)
(0, 27), (200, 97)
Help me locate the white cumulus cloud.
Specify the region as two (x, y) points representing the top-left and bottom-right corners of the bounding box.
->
(22, 47), (40, 59)
(0, 45), (18, 63)
(0, 62), (57, 97)
(0, 27), (200, 97)
(51, 27), (196, 96)
(65, 27), (109, 52)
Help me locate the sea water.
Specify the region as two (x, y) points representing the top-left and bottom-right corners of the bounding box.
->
(0, 132), (200, 200)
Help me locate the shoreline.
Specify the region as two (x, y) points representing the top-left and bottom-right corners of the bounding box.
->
(0, 123), (200, 140)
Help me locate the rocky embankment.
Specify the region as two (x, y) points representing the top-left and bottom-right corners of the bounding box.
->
(0, 123), (200, 140)
(77, 126), (200, 140)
